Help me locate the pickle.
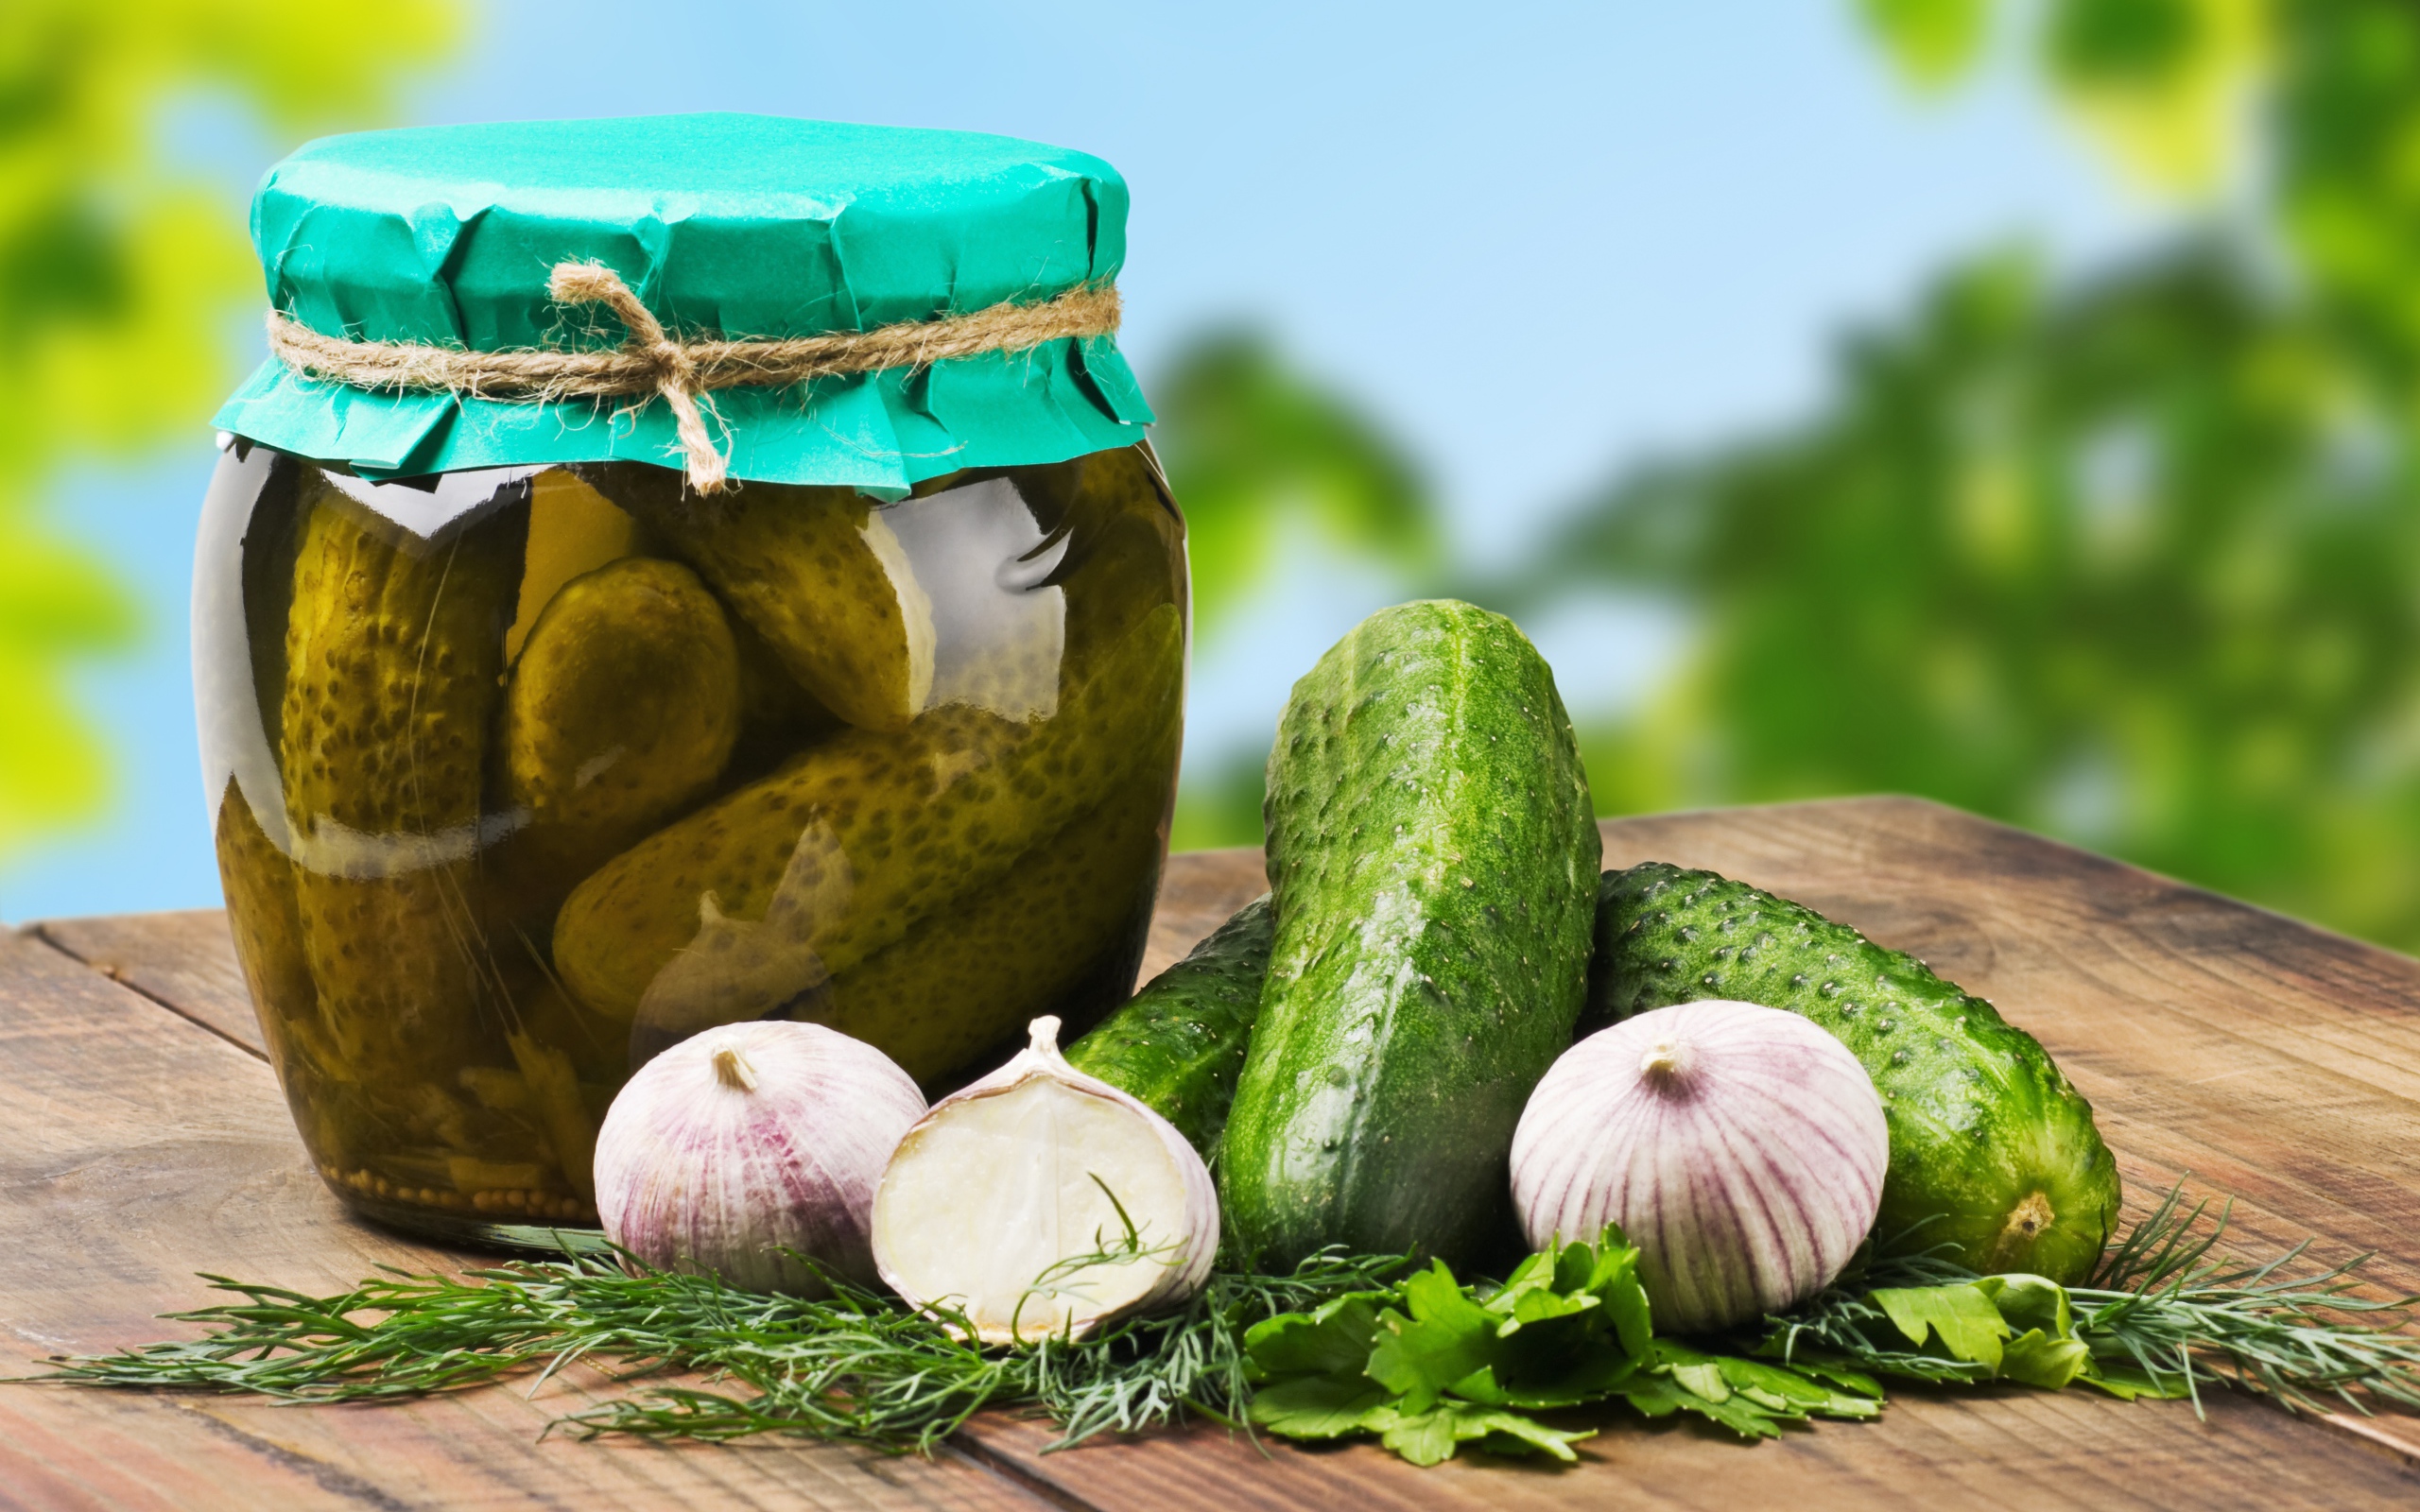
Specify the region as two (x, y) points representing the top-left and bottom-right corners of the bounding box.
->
(506, 1030), (597, 1202)
(325, 1072), (590, 1219)
(213, 772), (371, 1166)
(502, 556), (742, 899)
(718, 613), (845, 786)
(1057, 448), (1187, 696)
(798, 460), (1184, 1084)
(817, 756), (1174, 1088)
(280, 471), (523, 1083)
(552, 602), (1184, 1044)
(583, 467), (937, 731)
(212, 774), (320, 1072)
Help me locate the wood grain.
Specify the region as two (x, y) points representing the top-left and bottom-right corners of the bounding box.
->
(964, 1384), (2411, 1512)
(1136, 848), (1267, 984)
(34, 910), (264, 1058)
(13, 798), (2420, 1508)
(0, 926), (1050, 1512)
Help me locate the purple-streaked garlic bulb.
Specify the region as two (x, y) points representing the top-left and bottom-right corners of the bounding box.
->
(873, 1016), (1219, 1345)
(1510, 999), (1888, 1333)
(594, 1021), (925, 1296)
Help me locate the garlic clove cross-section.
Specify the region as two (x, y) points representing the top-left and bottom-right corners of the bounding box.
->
(873, 1016), (1219, 1345)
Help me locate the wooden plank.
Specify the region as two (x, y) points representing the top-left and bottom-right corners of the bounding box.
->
(33, 910), (265, 1058)
(23, 806), (2420, 1506)
(962, 1386), (2414, 1512)
(1138, 848), (1267, 983)
(0, 927), (1055, 1512)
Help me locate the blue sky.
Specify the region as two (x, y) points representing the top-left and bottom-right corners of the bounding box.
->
(0, 0), (2169, 920)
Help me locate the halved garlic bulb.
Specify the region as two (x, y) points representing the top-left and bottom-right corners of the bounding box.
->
(1510, 999), (1889, 1333)
(594, 1020), (925, 1296)
(873, 1016), (1218, 1344)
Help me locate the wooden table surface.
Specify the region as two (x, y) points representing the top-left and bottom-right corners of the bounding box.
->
(7, 796), (2419, 1509)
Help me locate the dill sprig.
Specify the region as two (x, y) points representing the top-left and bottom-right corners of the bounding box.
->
(30, 1181), (2420, 1452)
(28, 1239), (1408, 1452)
(2073, 1185), (2420, 1416)
(1766, 1183), (2420, 1417)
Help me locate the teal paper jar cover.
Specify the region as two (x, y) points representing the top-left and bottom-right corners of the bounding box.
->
(215, 112), (1154, 497)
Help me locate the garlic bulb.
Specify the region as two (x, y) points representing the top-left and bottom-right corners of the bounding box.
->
(1510, 999), (1888, 1333)
(594, 1021), (925, 1295)
(873, 1016), (1218, 1345)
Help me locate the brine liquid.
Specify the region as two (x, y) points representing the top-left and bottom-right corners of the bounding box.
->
(195, 442), (1186, 1244)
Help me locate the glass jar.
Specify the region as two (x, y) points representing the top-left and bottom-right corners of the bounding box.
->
(196, 440), (1184, 1244)
(199, 113), (1177, 1245)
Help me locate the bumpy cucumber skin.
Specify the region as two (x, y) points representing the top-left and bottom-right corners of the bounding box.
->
(1220, 601), (1600, 1269)
(503, 556), (742, 890)
(552, 603), (1184, 1028)
(823, 763), (1173, 1089)
(584, 469), (934, 732)
(1591, 862), (2121, 1283)
(280, 476), (521, 1082)
(213, 773), (366, 1167)
(1067, 895), (1276, 1158)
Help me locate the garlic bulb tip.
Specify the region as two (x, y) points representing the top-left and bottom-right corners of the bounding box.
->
(1637, 1040), (1690, 1086)
(712, 1045), (757, 1092)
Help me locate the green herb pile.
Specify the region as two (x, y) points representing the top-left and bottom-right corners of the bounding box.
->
(1204, 1185), (2420, 1463)
(29, 1185), (2420, 1468)
(31, 1240), (1399, 1454)
(1237, 1228), (1878, 1464)
(1771, 1187), (2420, 1418)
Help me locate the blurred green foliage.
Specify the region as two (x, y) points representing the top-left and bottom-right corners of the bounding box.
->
(1534, 244), (2420, 944)
(2275, 0), (2420, 388)
(1151, 332), (1440, 850)
(1547, 0), (2420, 946)
(1151, 331), (1442, 644)
(0, 1), (454, 859)
(1162, 0), (2420, 950)
(1858, 0), (1993, 88)
(1866, 0), (2266, 190)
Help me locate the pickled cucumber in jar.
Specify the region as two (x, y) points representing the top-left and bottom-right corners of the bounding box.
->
(199, 114), (1183, 1246)
(488, 554), (744, 938)
(586, 467), (940, 732)
(280, 469), (522, 1087)
(556, 453), (1186, 1079)
(200, 442), (1184, 1240)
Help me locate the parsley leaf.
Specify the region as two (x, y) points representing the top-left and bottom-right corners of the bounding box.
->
(1243, 1226), (1874, 1467)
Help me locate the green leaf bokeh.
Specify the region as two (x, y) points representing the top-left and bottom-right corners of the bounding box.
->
(0, 0), (455, 861)
(1164, 0), (2420, 953)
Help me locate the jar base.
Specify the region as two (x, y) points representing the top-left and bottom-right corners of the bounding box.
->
(336, 1188), (613, 1256)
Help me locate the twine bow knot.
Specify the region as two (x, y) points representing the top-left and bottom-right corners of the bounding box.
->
(263, 262), (1123, 494)
(544, 261), (728, 492)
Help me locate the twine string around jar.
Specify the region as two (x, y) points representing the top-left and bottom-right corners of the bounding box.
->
(262, 263), (1124, 493)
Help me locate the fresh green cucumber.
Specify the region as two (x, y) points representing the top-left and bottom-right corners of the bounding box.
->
(1220, 600), (1600, 1269)
(1590, 862), (2120, 1283)
(1065, 895), (1275, 1157)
